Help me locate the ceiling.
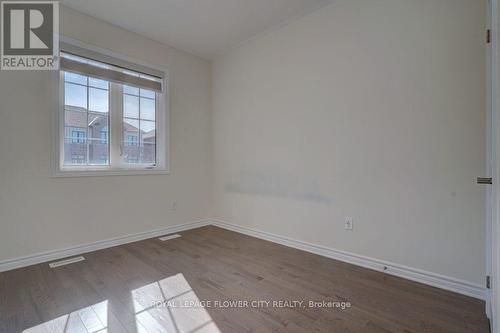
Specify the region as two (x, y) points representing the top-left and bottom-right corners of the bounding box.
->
(61, 0), (333, 60)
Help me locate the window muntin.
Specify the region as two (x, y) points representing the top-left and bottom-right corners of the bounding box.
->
(58, 48), (166, 175)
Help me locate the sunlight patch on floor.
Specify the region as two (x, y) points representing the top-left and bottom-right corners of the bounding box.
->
(23, 300), (108, 333)
(132, 273), (221, 333)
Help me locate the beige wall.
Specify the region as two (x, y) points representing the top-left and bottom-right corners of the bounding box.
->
(212, 0), (486, 285)
(0, 6), (212, 261)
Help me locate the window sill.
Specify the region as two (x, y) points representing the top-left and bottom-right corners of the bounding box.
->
(52, 168), (170, 178)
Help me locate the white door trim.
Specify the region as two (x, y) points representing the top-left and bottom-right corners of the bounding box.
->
(490, 0), (499, 331)
(487, 0), (494, 322)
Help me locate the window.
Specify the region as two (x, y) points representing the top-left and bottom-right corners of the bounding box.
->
(126, 134), (138, 146)
(55, 42), (168, 176)
(73, 130), (86, 144)
(100, 128), (108, 144)
(65, 127), (87, 144)
(71, 154), (85, 164)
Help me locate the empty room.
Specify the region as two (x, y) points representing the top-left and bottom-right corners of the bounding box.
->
(0, 0), (498, 332)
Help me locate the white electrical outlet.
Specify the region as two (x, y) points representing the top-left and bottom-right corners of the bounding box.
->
(344, 217), (353, 230)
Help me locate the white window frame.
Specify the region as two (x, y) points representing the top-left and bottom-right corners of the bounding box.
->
(52, 37), (169, 177)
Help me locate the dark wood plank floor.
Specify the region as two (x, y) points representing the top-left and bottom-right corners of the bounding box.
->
(0, 226), (489, 333)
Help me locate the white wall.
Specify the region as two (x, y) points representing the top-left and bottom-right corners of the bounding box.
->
(0, 6), (212, 262)
(0, 0), (488, 289)
(212, 0), (486, 285)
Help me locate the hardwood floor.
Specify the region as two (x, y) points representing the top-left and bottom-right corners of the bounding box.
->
(0, 226), (489, 333)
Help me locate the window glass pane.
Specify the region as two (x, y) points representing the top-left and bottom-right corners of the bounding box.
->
(89, 87), (109, 113)
(63, 71), (110, 166)
(126, 134), (139, 146)
(140, 88), (155, 99)
(64, 79), (88, 166)
(89, 77), (109, 89)
(123, 118), (140, 163)
(122, 79), (157, 166)
(140, 143), (156, 164)
(124, 118), (139, 136)
(124, 94), (139, 118)
(88, 139), (108, 165)
(64, 72), (87, 85)
(68, 153), (86, 165)
(88, 114), (109, 165)
(88, 113), (108, 132)
(64, 125), (87, 165)
(64, 108), (87, 128)
(65, 83), (87, 109)
(100, 128), (108, 144)
(140, 120), (155, 133)
(65, 127), (86, 143)
(140, 120), (156, 164)
(124, 85), (139, 96)
(140, 98), (155, 121)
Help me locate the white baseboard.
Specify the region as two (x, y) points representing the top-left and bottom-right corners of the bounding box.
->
(0, 218), (486, 301)
(211, 219), (486, 301)
(0, 219), (210, 273)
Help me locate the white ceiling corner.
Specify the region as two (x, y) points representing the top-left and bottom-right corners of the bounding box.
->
(61, 0), (334, 60)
